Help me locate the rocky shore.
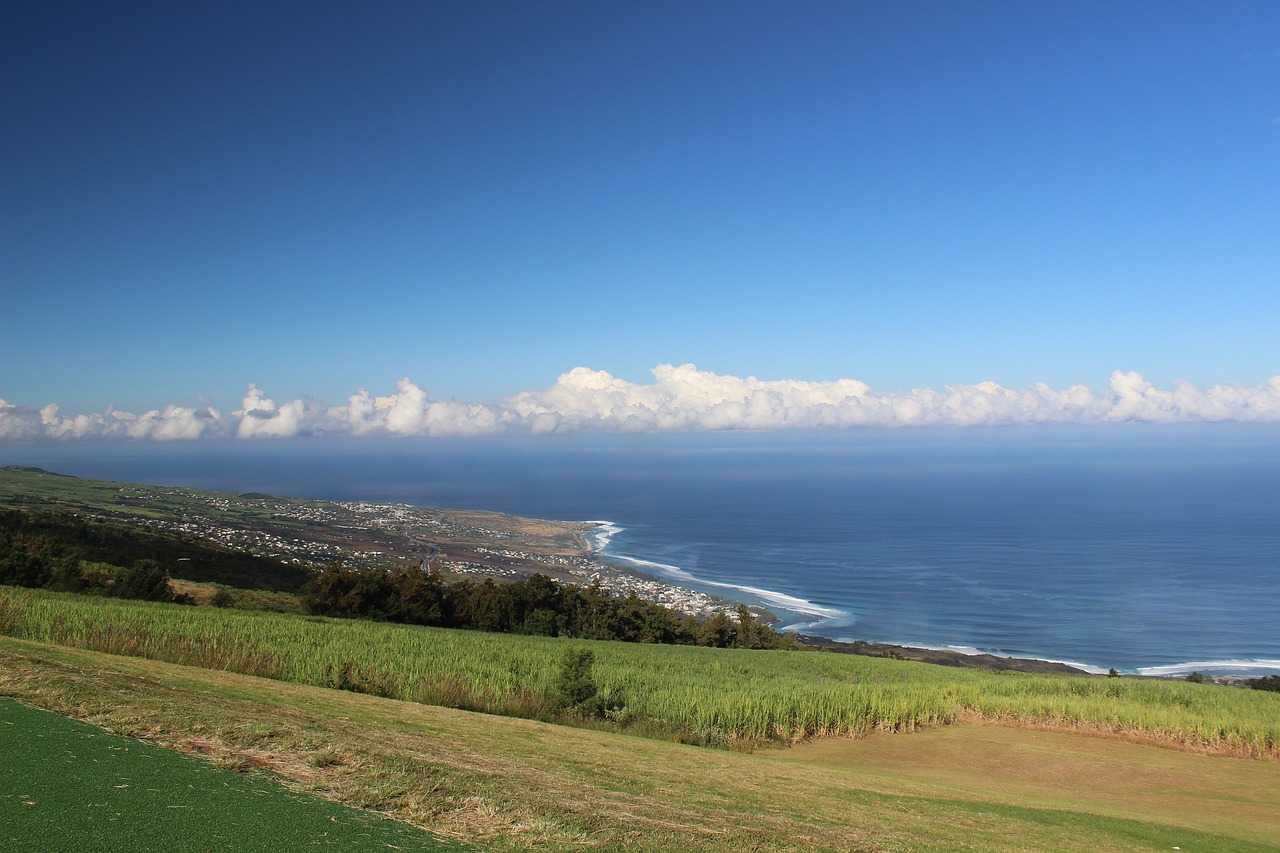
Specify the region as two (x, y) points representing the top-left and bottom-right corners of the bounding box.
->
(795, 635), (1092, 675)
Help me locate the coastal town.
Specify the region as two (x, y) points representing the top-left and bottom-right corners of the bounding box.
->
(9, 469), (735, 619)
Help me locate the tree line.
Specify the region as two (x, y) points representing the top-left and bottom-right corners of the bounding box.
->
(303, 563), (797, 649)
(0, 508), (307, 601)
(1, 510), (182, 602)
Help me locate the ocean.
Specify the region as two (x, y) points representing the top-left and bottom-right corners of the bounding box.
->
(5, 423), (1278, 677)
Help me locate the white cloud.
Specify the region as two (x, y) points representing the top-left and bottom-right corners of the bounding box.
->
(342, 378), (507, 437)
(0, 398), (224, 441)
(3, 366), (1280, 441)
(120, 404), (221, 440)
(233, 384), (330, 439)
(0, 399), (44, 440)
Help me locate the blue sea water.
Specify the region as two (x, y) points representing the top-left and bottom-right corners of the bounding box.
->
(5, 424), (1278, 676)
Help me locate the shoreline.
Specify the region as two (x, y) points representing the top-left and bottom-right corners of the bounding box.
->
(794, 635), (1093, 675)
(579, 520), (1280, 680)
(579, 520), (1093, 675)
(578, 551), (1093, 674)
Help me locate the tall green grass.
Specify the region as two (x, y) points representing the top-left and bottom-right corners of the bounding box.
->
(4, 585), (1277, 757)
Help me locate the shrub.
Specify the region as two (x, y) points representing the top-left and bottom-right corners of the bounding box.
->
(1244, 675), (1280, 693)
(555, 647), (598, 710)
(113, 560), (174, 602)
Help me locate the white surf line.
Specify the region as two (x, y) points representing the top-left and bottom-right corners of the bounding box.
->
(585, 520), (853, 623)
(821, 636), (1114, 673)
(582, 520), (623, 552)
(932, 644), (1113, 673)
(1138, 659), (1280, 677)
(591, 524), (1280, 676)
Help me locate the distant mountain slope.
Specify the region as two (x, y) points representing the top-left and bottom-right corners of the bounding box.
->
(0, 465), (596, 587)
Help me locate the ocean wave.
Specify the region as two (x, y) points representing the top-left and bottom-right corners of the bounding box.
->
(1137, 659), (1280, 677)
(823, 638), (1113, 673)
(938, 646), (1112, 674)
(589, 521), (853, 622)
(726, 583), (849, 620)
(582, 520), (622, 552)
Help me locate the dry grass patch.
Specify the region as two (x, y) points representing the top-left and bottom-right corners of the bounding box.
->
(767, 722), (1280, 848)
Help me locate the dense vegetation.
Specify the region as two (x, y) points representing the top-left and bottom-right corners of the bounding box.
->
(0, 508), (309, 594)
(304, 562), (795, 648)
(3, 586), (1277, 756)
(1, 510), (186, 603)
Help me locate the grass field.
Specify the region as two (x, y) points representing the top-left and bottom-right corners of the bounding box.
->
(768, 724), (1280, 847)
(3, 636), (1278, 852)
(3, 586), (1277, 757)
(0, 698), (467, 851)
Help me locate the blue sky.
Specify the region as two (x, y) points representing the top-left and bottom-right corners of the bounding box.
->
(3, 1), (1278, 436)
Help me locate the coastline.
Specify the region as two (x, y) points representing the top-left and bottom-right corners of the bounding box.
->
(579, 520), (1280, 680)
(569, 521), (740, 617)
(578, 520), (1097, 675)
(5, 465), (1271, 679)
(794, 635), (1092, 675)
(579, 547), (1092, 673)
(581, 520), (842, 622)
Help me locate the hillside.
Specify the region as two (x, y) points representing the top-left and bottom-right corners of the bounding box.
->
(0, 465), (595, 582)
(3, 634), (1278, 852)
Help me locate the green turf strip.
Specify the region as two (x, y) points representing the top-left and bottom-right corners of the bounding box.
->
(0, 700), (467, 852)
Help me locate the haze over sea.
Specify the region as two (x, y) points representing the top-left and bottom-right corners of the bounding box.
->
(7, 424), (1278, 678)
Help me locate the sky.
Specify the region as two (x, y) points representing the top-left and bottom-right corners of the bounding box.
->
(3, 0), (1279, 439)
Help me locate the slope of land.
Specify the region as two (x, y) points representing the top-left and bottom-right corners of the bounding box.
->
(0, 465), (592, 580)
(3, 637), (1277, 853)
(0, 465), (728, 615)
(0, 699), (465, 852)
(766, 724), (1280, 847)
(8, 585), (1277, 756)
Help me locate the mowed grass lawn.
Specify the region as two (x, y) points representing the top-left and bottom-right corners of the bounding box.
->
(0, 699), (468, 852)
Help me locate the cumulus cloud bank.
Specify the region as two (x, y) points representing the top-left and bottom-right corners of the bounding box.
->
(4, 365), (1280, 441)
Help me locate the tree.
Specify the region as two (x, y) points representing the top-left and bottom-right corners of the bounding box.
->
(385, 565), (445, 625)
(517, 574), (563, 635)
(697, 611), (735, 648)
(735, 604), (767, 649)
(113, 559), (173, 601)
(554, 647), (598, 710)
(303, 564), (361, 616)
